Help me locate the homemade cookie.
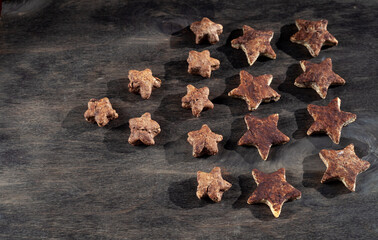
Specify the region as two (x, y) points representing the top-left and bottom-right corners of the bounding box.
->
(128, 112), (161, 146)
(290, 19), (338, 57)
(238, 114), (290, 160)
(181, 84), (214, 117)
(187, 124), (223, 157)
(247, 168), (301, 218)
(228, 70), (280, 111)
(295, 58), (345, 99)
(231, 25), (276, 66)
(190, 17), (223, 44)
(196, 167), (232, 202)
(128, 69), (161, 99)
(307, 97), (356, 144)
(84, 97), (118, 127)
(187, 50), (220, 78)
(319, 144), (370, 191)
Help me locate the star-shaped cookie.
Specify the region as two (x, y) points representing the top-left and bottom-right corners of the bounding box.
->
(290, 19), (338, 57)
(187, 50), (220, 78)
(128, 69), (162, 99)
(247, 168), (301, 218)
(190, 17), (223, 44)
(295, 58), (345, 99)
(128, 112), (161, 146)
(84, 97), (118, 127)
(181, 84), (214, 117)
(196, 167), (232, 202)
(231, 25), (276, 66)
(319, 144), (370, 191)
(238, 114), (290, 160)
(228, 70), (280, 111)
(307, 97), (356, 144)
(187, 124), (223, 157)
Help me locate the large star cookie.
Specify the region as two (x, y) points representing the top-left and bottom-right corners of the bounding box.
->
(128, 69), (162, 99)
(187, 50), (220, 78)
(295, 58), (345, 99)
(181, 84), (214, 117)
(307, 97), (356, 144)
(196, 167), (232, 202)
(128, 112), (161, 146)
(319, 144), (370, 191)
(290, 19), (338, 57)
(231, 25), (276, 66)
(248, 168), (301, 218)
(228, 70), (280, 111)
(238, 114), (290, 160)
(84, 97), (118, 127)
(190, 17), (223, 44)
(187, 124), (223, 157)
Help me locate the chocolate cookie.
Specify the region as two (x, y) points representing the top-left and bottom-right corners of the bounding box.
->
(181, 84), (214, 117)
(187, 124), (223, 157)
(190, 17), (223, 44)
(187, 50), (220, 78)
(84, 97), (118, 127)
(128, 69), (161, 99)
(197, 167), (232, 202)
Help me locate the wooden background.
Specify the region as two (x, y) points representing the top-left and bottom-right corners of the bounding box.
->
(0, 0), (377, 239)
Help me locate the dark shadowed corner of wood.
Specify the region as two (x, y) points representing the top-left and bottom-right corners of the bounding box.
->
(0, 0), (377, 239)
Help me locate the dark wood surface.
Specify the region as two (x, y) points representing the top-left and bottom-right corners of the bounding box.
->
(0, 0), (377, 239)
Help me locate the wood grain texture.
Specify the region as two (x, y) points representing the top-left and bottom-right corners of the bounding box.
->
(0, 0), (377, 239)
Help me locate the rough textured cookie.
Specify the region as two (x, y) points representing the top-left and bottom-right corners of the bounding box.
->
(319, 144), (370, 191)
(231, 25), (276, 66)
(187, 50), (220, 78)
(196, 167), (232, 203)
(128, 112), (161, 146)
(84, 97), (118, 127)
(190, 17), (223, 44)
(187, 124), (223, 157)
(181, 84), (214, 117)
(128, 69), (161, 99)
(307, 97), (356, 144)
(247, 168), (301, 218)
(238, 114), (290, 160)
(228, 70), (280, 111)
(295, 58), (345, 99)
(290, 19), (338, 57)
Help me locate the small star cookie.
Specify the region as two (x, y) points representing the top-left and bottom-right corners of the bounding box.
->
(247, 168), (301, 218)
(187, 50), (220, 78)
(84, 97), (118, 127)
(228, 70), (280, 111)
(307, 97), (356, 144)
(231, 25), (276, 66)
(295, 58), (345, 99)
(238, 114), (290, 160)
(319, 144), (370, 191)
(181, 84), (214, 117)
(128, 69), (161, 99)
(196, 167), (232, 202)
(290, 19), (338, 57)
(187, 124), (223, 157)
(190, 17), (223, 44)
(128, 113), (161, 146)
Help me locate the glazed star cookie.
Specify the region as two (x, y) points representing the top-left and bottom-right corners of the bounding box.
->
(295, 58), (345, 99)
(231, 25), (276, 66)
(181, 84), (214, 117)
(307, 97), (356, 144)
(228, 70), (280, 111)
(290, 19), (338, 57)
(187, 124), (223, 157)
(128, 113), (161, 146)
(238, 114), (290, 160)
(247, 168), (301, 218)
(128, 69), (162, 99)
(319, 144), (370, 191)
(84, 97), (118, 127)
(187, 50), (220, 78)
(196, 167), (232, 202)
(190, 17), (223, 44)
